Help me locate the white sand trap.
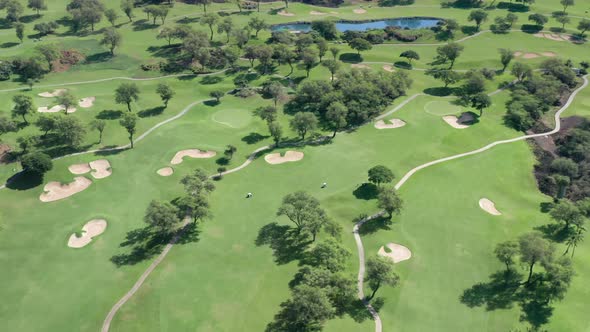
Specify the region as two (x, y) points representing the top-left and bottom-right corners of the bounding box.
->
(534, 32), (570, 42)
(541, 52), (556, 57)
(278, 10), (294, 16)
(443, 113), (474, 129)
(79, 97), (96, 108)
(38, 89), (66, 98)
(351, 63), (370, 69)
(264, 151), (304, 165)
(514, 51), (523, 57)
(157, 167), (174, 176)
(40, 176), (92, 202)
(67, 219), (107, 248)
(37, 105), (77, 113)
(378, 243), (412, 263)
(353, 8), (366, 14)
(479, 198), (502, 216)
(522, 53), (540, 59)
(310, 11), (327, 15)
(171, 149), (216, 165)
(68, 163), (91, 175)
(382, 65), (395, 72)
(375, 119), (406, 129)
(89, 159), (112, 179)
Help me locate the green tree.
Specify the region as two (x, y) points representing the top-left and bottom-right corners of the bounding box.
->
(27, 0), (47, 16)
(325, 102), (348, 138)
(551, 174), (571, 199)
(115, 83), (139, 112)
(54, 115), (85, 147)
(494, 240), (519, 272)
(425, 68), (462, 87)
(471, 92), (492, 116)
(499, 48), (514, 72)
(511, 62), (532, 82)
(268, 121), (282, 146)
(348, 38), (372, 56)
(322, 59), (341, 82)
(217, 16), (233, 43)
(104, 8), (118, 26)
(550, 157), (578, 178)
(307, 238), (351, 271)
(277, 191), (327, 234)
(15, 22), (24, 43)
(330, 46), (340, 60)
(553, 12), (570, 31)
(400, 50), (419, 64)
(56, 91), (77, 115)
(468, 9), (488, 30)
(248, 17), (268, 38)
(560, 0), (574, 14)
(120, 0), (133, 22)
(119, 112), (138, 148)
(209, 90), (224, 103)
(377, 186), (403, 219)
(12, 94), (35, 124)
(266, 285), (335, 331)
(311, 20), (338, 40)
(254, 105), (277, 123)
(34, 114), (56, 137)
(290, 112), (318, 140)
(316, 38), (328, 62)
(302, 48), (318, 78)
(436, 43), (464, 69)
(6, 0), (24, 22)
(144, 200), (180, 233)
(21, 151), (52, 175)
(101, 27), (122, 55)
(200, 13), (219, 40)
(156, 83), (174, 107)
(563, 230), (584, 257)
(265, 82), (285, 106)
(89, 119), (106, 144)
(17, 135), (38, 153)
(578, 19), (590, 35)
(224, 144), (237, 161)
(518, 232), (554, 284)
(368, 165), (394, 186)
(550, 200), (584, 230)
(366, 256), (399, 300)
(35, 44), (60, 71)
(506, 13), (518, 27)
(528, 13), (548, 27)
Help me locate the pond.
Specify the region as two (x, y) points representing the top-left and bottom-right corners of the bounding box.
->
(271, 17), (442, 33)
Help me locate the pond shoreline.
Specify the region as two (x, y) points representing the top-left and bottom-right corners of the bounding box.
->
(271, 16), (444, 32)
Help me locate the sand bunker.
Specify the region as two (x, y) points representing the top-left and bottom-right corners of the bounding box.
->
(534, 32), (570, 42)
(514, 51), (523, 57)
(375, 119), (406, 129)
(171, 149), (216, 165)
(378, 243), (412, 263)
(443, 113), (475, 129)
(89, 159), (112, 179)
(382, 65), (395, 72)
(40, 176), (92, 202)
(522, 53), (540, 59)
(310, 11), (327, 15)
(68, 163), (92, 175)
(353, 8), (366, 14)
(479, 198), (502, 216)
(37, 105), (77, 113)
(541, 52), (556, 57)
(278, 10), (294, 16)
(38, 89), (66, 98)
(157, 167), (174, 176)
(264, 151), (304, 165)
(351, 63), (370, 69)
(67, 219), (107, 248)
(514, 51), (555, 60)
(79, 97), (96, 108)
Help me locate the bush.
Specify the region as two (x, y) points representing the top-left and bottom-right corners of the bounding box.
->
(21, 152), (53, 175)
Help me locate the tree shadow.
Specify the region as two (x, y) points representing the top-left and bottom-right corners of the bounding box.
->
(147, 45), (181, 58)
(204, 99), (220, 107)
(110, 226), (171, 267)
(539, 202), (554, 213)
(176, 16), (200, 24)
(497, 2), (530, 12)
(94, 147), (126, 156)
(521, 24), (543, 34)
(132, 19), (155, 31)
(85, 52), (114, 64)
(6, 171), (43, 190)
(534, 222), (572, 243)
(460, 270), (522, 310)
(242, 132), (269, 144)
(339, 53), (362, 63)
(0, 42), (18, 48)
(461, 26), (479, 35)
(255, 222), (311, 265)
(201, 75), (223, 84)
(353, 183), (379, 200)
(423, 87), (457, 97)
(358, 216), (392, 235)
(138, 106), (165, 118)
(216, 157), (229, 165)
(96, 109), (123, 120)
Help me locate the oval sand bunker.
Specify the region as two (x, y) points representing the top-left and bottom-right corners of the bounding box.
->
(157, 167), (174, 176)
(378, 243), (412, 263)
(443, 113), (475, 129)
(40, 176), (92, 202)
(265, 151), (304, 165)
(375, 119), (406, 129)
(479, 198), (502, 215)
(171, 149), (216, 165)
(67, 219), (107, 248)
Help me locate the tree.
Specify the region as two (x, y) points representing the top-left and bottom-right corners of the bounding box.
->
(180, 168), (215, 198)
(115, 83), (139, 112)
(209, 90), (224, 103)
(17, 135), (38, 153)
(120, 0), (133, 22)
(377, 186), (403, 219)
(119, 112), (138, 148)
(425, 68), (462, 87)
(12, 94), (34, 124)
(311, 20), (338, 40)
(436, 43), (464, 69)
(578, 19), (590, 35)
(290, 112), (318, 140)
(35, 44), (60, 71)
(511, 62), (532, 82)
(560, 0), (574, 14)
(101, 27), (122, 55)
(27, 0), (46, 16)
(400, 50), (419, 65)
(268, 121), (282, 146)
(528, 13), (548, 27)
(67, 0), (105, 31)
(54, 115), (85, 147)
(89, 119), (106, 144)
(267, 285), (335, 331)
(494, 240), (519, 272)
(104, 8), (118, 26)
(551, 174), (571, 200)
(217, 17), (233, 43)
(316, 38), (328, 62)
(307, 239), (351, 271)
(256, 44), (274, 74)
(233, 28), (250, 48)
(15, 22), (24, 43)
(348, 38), (372, 55)
(368, 165), (394, 186)
(553, 12), (570, 31)
(34, 114), (55, 137)
(33, 22), (58, 36)
(200, 13), (219, 41)
(550, 157), (578, 178)
(277, 191), (327, 234)
(550, 200), (584, 230)
(5, 0), (24, 22)
(365, 256), (399, 300)
(302, 48), (317, 78)
(322, 59), (341, 82)
(330, 46), (340, 60)
(224, 145), (237, 161)
(254, 105), (277, 123)
(468, 9), (488, 31)
(21, 152), (52, 175)
(305, 210), (330, 242)
(248, 17), (268, 38)
(506, 13), (518, 27)
(471, 92), (492, 116)
(56, 91), (77, 115)
(156, 83), (174, 107)
(144, 200), (180, 234)
(564, 230), (584, 257)
(518, 232), (554, 284)
(224, 46), (240, 69)
(325, 102), (348, 138)
(276, 47), (296, 76)
(265, 82), (284, 106)
(499, 48), (514, 72)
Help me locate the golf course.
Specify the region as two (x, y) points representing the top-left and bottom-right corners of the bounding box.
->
(0, 0), (590, 331)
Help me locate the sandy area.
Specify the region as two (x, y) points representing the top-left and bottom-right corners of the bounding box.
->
(310, 11), (327, 15)
(40, 176), (92, 202)
(79, 97), (96, 108)
(351, 63), (370, 69)
(170, 149), (216, 165)
(67, 219), (107, 248)
(541, 52), (556, 57)
(89, 159), (112, 179)
(479, 198), (502, 215)
(375, 119), (406, 129)
(522, 53), (540, 59)
(443, 113), (474, 129)
(382, 65), (395, 72)
(264, 151), (304, 165)
(38, 89), (66, 98)
(278, 10), (294, 16)
(353, 8), (366, 14)
(378, 243), (412, 263)
(37, 105), (77, 113)
(534, 32), (570, 42)
(157, 167), (174, 176)
(514, 51), (523, 57)
(68, 163), (92, 175)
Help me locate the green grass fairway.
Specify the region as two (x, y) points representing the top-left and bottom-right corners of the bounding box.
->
(424, 100), (465, 116)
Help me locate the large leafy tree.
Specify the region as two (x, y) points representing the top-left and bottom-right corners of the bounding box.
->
(101, 27), (122, 55)
(115, 83), (139, 112)
(518, 232), (554, 284)
(12, 94), (35, 124)
(307, 238), (351, 272)
(436, 43), (464, 69)
(277, 191), (327, 234)
(144, 200), (180, 233)
(366, 256), (399, 300)
(290, 112), (318, 140)
(377, 186), (403, 219)
(368, 165), (395, 186)
(119, 112), (138, 148)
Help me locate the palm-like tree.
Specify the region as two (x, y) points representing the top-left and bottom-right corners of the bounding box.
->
(564, 229), (585, 258)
